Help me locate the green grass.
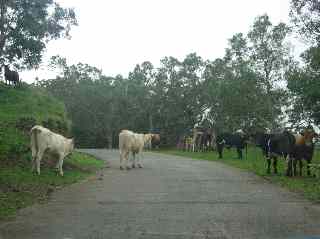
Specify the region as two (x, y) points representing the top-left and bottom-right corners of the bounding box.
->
(0, 83), (71, 161)
(0, 152), (105, 220)
(0, 83), (67, 123)
(0, 83), (106, 220)
(158, 147), (320, 201)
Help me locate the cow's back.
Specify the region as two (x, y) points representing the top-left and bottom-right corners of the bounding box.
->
(31, 125), (69, 154)
(269, 131), (295, 155)
(119, 130), (134, 151)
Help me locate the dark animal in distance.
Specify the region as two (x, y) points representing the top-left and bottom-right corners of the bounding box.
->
(3, 65), (19, 86)
(216, 132), (247, 159)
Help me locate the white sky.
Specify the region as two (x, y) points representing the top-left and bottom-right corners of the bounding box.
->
(21, 0), (304, 83)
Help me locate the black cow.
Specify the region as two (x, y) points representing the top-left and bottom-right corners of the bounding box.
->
(4, 65), (19, 86)
(253, 129), (317, 176)
(216, 132), (247, 159)
(252, 131), (296, 175)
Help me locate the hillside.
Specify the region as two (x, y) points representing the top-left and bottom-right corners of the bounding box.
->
(0, 82), (70, 163)
(0, 83), (104, 219)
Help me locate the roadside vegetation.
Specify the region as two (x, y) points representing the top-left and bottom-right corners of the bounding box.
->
(0, 152), (104, 220)
(158, 147), (320, 201)
(0, 84), (105, 220)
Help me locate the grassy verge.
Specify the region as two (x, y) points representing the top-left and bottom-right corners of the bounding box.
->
(0, 151), (105, 220)
(157, 147), (320, 201)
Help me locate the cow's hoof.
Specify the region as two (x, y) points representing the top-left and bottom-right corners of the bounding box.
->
(138, 164), (143, 168)
(120, 166), (124, 170)
(132, 164), (136, 168)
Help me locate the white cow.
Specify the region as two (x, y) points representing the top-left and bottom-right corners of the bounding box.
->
(119, 130), (153, 170)
(30, 125), (74, 176)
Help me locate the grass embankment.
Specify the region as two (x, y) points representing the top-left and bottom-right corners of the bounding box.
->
(0, 83), (105, 219)
(0, 152), (104, 219)
(158, 147), (320, 201)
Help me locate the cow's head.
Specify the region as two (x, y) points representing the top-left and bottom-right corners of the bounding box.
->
(68, 138), (75, 154)
(302, 127), (317, 146)
(152, 133), (160, 141)
(143, 134), (153, 144)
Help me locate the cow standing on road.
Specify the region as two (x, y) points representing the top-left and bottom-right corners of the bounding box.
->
(119, 130), (153, 170)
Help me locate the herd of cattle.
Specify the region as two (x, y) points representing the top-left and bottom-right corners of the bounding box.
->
(29, 124), (318, 177)
(177, 127), (318, 177)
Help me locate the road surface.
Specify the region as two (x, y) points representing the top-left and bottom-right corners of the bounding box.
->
(1, 149), (320, 239)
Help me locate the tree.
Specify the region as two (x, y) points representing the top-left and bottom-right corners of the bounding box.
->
(248, 15), (291, 91)
(290, 0), (320, 44)
(288, 0), (320, 125)
(247, 15), (291, 129)
(286, 51), (320, 124)
(0, 0), (77, 69)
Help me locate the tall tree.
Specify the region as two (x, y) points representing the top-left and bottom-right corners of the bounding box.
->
(286, 49), (320, 124)
(287, 0), (320, 125)
(0, 0), (77, 69)
(290, 0), (320, 44)
(247, 14), (291, 128)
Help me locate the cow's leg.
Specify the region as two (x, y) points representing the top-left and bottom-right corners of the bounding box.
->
(31, 148), (37, 173)
(120, 150), (129, 170)
(286, 156), (293, 177)
(35, 150), (44, 175)
(132, 152), (136, 168)
(120, 150), (124, 170)
(217, 145), (223, 159)
(237, 148), (243, 159)
(266, 157), (271, 174)
(31, 157), (36, 172)
(306, 159), (311, 176)
(298, 159), (303, 176)
(125, 152), (131, 170)
(58, 155), (64, 176)
(136, 150), (143, 168)
(273, 157), (278, 174)
(293, 159), (298, 176)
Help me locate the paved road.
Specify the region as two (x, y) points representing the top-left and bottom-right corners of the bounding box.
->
(1, 149), (320, 239)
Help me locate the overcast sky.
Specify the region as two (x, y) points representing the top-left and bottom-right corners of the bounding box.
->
(21, 0), (302, 83)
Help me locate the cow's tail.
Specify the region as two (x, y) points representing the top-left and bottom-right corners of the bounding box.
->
(30, 127), (41, 157)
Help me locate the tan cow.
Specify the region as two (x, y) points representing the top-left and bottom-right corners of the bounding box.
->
(30, 125), (74, 176)
(119, 130), (153, 170)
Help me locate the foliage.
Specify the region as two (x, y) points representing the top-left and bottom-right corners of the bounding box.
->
(0, 0), (77, 69)
(286, 47), (320, 125)
(290, 0), (320, 44)
(204, 15), (291, 133)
